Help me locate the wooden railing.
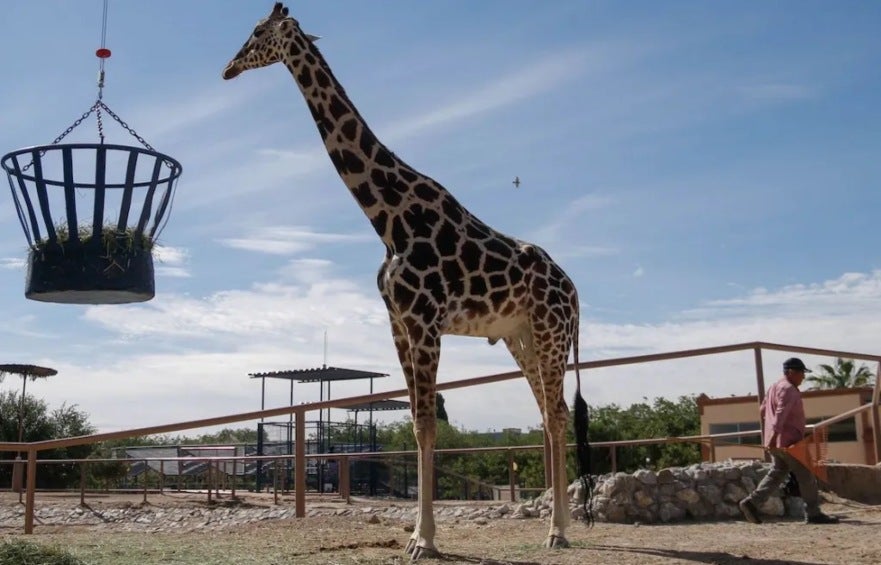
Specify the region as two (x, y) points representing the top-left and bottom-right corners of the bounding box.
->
(1, 341), (878, 533)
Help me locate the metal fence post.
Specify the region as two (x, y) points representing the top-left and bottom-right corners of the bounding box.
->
(80, 461), (86, 506)
(25, 449), (37, 534)
(507, 450), (516, 502)
(295, 409), (306, 517)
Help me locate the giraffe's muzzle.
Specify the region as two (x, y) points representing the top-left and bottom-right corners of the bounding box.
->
(222, 62), (242, 80)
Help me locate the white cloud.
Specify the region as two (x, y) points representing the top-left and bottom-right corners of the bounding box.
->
(218, 226), (372, 255)
(633, 266), (645, 278)
(60, 266), (881, 432)
(380, 48), (593, 141)
(153, 245), (191, 278)
(527, 193), (616, 258)
(0, 257), (25, 270)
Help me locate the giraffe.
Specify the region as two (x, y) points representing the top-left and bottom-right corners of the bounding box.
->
(223, 3), (592, 558)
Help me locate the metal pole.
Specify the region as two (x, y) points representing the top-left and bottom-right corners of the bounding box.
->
(143, 461), (148, 504)
(295, 409), (306, 517)
(261, 377), (266, 420)
(611, 445), (617, 473)
(80, 461), (86, 506)
(16, 375), (28, 502)
(207, 461), (213, 504)
(159, 460), (165, 494)
(338, 457), (350, 502)
(508, 450), (516, 502)
(289, 379), (294, 493)
(231, 458), (237, 499)
(273, 459), (279, 504)
(25, 449), (36, 534)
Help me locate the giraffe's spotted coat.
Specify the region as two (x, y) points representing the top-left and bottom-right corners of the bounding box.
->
(224, 2), (588, 558)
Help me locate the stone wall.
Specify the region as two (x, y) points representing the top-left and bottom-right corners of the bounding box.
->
(513, 461), (806, 523)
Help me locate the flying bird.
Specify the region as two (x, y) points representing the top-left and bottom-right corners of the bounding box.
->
(512, 176), (521, 188)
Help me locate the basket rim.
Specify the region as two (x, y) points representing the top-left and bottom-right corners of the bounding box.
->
(1, 142), (183, 188)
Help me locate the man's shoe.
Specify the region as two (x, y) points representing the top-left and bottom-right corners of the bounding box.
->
(738, 498), (762, 524)
(806, 513), (840, 524)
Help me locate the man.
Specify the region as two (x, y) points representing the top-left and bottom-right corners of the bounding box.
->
(739, 357), (839, 525)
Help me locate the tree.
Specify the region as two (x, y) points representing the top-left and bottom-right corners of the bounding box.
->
(584, 396), (701, 474)
(806, 358), (876, 390)
(0, 392), (96, 488)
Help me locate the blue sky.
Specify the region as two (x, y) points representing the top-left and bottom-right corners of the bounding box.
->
(1, 1), (879, 435)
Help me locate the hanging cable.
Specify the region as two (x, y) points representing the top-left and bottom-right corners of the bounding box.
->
(95, 0), (111, 143)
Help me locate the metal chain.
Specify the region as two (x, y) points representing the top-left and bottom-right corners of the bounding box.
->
(21, 103), (99, 171)
(97, 100), (155, 152)
(96, 103), (105, 144)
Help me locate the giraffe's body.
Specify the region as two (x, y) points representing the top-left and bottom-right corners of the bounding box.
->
(224, 4), (591, 558)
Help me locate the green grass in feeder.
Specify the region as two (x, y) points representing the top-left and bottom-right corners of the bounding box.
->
(33, 223), (154, 255)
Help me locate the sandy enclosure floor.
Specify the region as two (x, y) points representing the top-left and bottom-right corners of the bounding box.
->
(0, 491), (879, 564)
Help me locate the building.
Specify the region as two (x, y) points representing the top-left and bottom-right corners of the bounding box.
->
(698, 387), (878, 465)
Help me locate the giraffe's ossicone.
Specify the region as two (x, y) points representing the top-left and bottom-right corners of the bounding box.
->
(224, 3), (593, 558)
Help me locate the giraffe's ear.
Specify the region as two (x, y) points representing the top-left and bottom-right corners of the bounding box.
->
(306, 33), (321, 42)
(282, 7), (289, 16)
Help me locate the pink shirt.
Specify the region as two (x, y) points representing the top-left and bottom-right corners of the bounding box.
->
(761, 377), (805, 448)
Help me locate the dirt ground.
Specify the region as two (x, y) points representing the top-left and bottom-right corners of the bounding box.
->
(2, 491), (880, 564)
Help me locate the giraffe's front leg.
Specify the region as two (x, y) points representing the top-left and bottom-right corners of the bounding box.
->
(406, 411), (440, 560)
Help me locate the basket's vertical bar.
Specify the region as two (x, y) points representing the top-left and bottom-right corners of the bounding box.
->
(150, 166), (178, 238)
(116, 150), (138, 231)
(296, 408), (306, 518)
(136, 158), (162, 237)
(92, 146), (107, 240)
(6, 155), (40, 245)
(62, 147), (79, 243)
(31, 150), (57, 242)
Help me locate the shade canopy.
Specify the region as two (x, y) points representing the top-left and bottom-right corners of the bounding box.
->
(249, 366), (388, 383)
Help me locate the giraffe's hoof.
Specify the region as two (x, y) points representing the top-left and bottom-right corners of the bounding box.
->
(404, 538), (417, 555)
(410, 545), (441, 561)
(544, 535), (570, 549)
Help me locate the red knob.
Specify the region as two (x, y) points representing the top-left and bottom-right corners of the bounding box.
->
(96, 48), (112, 59)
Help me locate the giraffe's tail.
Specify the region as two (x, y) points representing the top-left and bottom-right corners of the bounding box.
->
(572, 302), (594, 525)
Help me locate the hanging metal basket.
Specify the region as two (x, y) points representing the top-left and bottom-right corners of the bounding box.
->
(2, 142), (182, 304)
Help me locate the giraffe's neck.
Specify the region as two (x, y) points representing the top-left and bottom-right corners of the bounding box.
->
(281, 36), (470, 252)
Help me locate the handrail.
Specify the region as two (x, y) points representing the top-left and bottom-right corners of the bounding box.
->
(6, 340), (880, 535)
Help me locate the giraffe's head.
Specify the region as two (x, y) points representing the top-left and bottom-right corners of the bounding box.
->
(222, 3), (318, 80)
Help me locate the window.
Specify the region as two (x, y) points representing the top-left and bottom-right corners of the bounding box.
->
(709, 422), (761, 445)
(807, 417), (857, 442)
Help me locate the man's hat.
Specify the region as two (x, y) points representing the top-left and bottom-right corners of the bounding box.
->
(783, 357), (812, 373)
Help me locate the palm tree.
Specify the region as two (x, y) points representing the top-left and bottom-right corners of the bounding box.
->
(805, 358), (875, 390)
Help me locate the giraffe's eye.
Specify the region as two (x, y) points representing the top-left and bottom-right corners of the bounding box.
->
(253, 28), (265, 38)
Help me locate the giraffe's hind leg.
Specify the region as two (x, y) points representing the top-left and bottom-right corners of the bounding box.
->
(504, 328), (571, 548)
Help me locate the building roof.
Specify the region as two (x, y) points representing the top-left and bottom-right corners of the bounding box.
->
(248, 366), (388, 383)
(697, 386), (875, 407)
(346, 400), (410, 412)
